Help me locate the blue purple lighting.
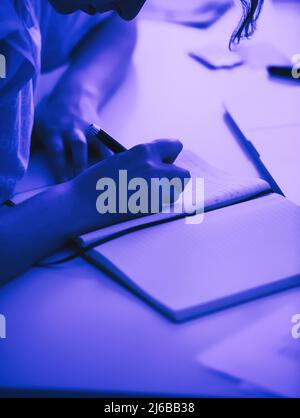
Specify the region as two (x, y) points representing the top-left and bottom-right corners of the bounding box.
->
(0, 0), (299, 400)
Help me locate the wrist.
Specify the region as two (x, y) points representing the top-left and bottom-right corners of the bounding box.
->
(48, 87), (99, 127)
(61, 178), (107, 237)
(51, 73), (100, 106)
(48, 181), (85, 239)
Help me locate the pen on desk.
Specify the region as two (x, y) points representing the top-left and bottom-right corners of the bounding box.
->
(85, 123), (127, 154)
(267, 65), (299, 81)
(224, 110), (285, 197)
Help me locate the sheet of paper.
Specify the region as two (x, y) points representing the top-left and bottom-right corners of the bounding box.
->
(198, 304), (300, 397)
(189, 45), (243, 70)
(225, 81), (300, 206)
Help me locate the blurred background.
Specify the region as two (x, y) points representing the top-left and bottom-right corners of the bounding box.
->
(135, 0), (300, 77)
(142, 0), (232, 27)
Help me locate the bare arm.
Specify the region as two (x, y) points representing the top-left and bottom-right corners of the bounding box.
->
(35, 15), (138, 179)
(68, 13), (138, 108)
(0, 183), (78, 284)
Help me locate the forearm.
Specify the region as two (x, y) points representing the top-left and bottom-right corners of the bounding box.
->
(0, 138), (187, 284)
(52, 15), (137, 108)
(33, 16), (137, 178)
(0, 184), (82, 284)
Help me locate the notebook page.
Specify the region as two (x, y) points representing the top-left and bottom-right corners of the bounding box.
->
(79, 150), (271, 247)
(86, 194), (300, 321)
(176, 150), (271, 210)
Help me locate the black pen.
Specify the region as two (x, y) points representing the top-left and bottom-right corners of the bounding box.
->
(267, 65), (299, 81)
(85, 123), (127, 153)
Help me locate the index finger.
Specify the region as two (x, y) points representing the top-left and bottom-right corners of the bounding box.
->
(45, 133), (68, 182)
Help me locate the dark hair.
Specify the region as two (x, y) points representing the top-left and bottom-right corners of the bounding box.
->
(230, 0), (264, 49)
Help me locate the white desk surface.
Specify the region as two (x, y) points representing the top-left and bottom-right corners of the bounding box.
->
(1, 2), (300, 396)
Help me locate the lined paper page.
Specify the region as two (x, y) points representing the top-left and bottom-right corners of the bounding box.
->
(176, 150), (271, 210)
(79, 150), (271, 247)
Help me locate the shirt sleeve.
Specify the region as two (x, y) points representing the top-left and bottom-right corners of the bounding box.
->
(0, 0), (40, 98)
(0, 82), (34, 205)
(0, 0), (40, 204)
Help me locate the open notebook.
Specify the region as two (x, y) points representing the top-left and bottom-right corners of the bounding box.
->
(77, 150), (271, 247)
(12, 151), (300, 321)
(76, 151), (300, 321)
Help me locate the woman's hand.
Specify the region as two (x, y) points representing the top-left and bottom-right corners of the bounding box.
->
(68, 139), (191, 235)
(34, 91), (110, 182)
